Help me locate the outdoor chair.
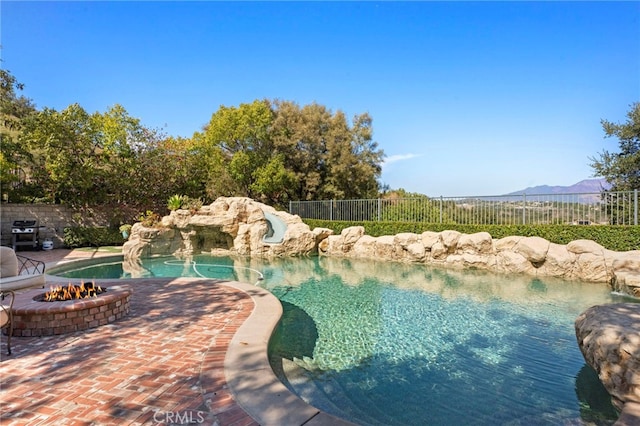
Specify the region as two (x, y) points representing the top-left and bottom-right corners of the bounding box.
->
(0, 247), (46, 355)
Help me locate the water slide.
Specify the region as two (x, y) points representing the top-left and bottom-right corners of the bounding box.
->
(262, 211), (287, 244)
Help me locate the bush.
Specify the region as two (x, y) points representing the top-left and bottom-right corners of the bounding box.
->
(303, 220), (640, 252)
(63, 226), (125, 248)
(137, 210), (161, 227)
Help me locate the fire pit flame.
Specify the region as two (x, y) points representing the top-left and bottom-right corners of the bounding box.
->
(43, 281), (106, 302)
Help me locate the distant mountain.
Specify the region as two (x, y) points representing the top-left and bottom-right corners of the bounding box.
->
(506, 178), (611, 196)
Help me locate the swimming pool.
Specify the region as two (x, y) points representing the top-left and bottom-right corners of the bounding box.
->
(52, 254), (629, 425)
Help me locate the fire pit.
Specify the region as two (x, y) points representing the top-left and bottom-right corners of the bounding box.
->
(36, 281), (107, 302)
(9, 283), (131, 337)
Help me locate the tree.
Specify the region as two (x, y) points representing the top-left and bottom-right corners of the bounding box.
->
(0, 69), (37, 200)
(270, 100), (385, 202)
(590, 102), (640, 191)
(19, 104), (101, 203)
(18, 103), (167, 216)
(199, 100), (275, 200)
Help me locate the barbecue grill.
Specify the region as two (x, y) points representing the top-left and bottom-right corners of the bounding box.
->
(11, 220), (39, 251)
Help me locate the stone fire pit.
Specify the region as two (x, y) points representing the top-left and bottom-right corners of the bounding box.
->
(9, 284), (131, 337)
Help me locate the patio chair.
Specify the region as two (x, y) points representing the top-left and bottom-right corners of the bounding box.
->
(0, 247), (46, 355)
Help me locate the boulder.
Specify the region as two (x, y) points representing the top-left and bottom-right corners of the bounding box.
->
(341, 226), (366, 251)
(374, 235), (396, 260)
(351, 235), (377, 258)
(611, 252), (640, 298)
(394, 233), (425, 262)
(494, 236), (522, 252)
(495, 251), (535, 275)
(440, 230), (461, 252)
(574, 252), (611, 283)
(456, 232), (493, 255)
(421, 231), (440, 250)
(567, 239), (606, 255)
(513, 236), (549, 266)
(538, 243), (576, 278)
(575, 303), (640, 421)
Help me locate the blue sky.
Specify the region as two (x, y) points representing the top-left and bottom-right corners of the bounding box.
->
(2, 1), (639, 196)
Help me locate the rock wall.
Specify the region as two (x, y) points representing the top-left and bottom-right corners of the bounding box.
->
(123, 197), (639, 292)
(319, 226), (640, 291)
(122, 197), (327, 261)
(575, 303), (640, 424)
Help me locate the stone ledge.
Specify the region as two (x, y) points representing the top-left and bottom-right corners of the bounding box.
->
(575, 303), (640, 425)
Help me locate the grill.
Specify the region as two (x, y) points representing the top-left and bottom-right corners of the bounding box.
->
(11, 219), (39, 251)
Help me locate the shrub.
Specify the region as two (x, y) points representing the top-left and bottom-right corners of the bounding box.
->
(167, 194), (185, 211)
(138, 210), (161, 227)
(303, 220), (640, 252)
(182, 196), (203, 213)
(63, 226), (124, 248)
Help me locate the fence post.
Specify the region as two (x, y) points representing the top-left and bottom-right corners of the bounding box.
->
(439, 196), (443, 224)
(330, 200), (334, 221)
(635, 189), (638, 226)
(522, 193), (526, 224)
(377, 198), (381, 222)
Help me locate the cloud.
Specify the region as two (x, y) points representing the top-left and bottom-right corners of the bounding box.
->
(382, 153), (422, 168)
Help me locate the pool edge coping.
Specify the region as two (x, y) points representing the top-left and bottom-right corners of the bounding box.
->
(222, 280), (357, 426)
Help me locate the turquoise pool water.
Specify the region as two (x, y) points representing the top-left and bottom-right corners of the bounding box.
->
(53, 254), (629, 425)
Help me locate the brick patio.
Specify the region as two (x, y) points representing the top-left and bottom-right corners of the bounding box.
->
(0, 249), (259, 425)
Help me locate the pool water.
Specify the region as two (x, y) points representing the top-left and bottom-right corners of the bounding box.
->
(54, 254), (630, 425)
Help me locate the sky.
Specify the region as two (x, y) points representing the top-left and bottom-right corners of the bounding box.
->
(2, 1), (639, 196)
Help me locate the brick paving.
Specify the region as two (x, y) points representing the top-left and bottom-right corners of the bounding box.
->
(1, 249), (259, 426)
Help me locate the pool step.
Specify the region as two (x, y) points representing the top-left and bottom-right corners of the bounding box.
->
(283, 358), (393, 426)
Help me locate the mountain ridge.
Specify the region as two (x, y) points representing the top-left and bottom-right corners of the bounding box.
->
(506, 178), (611, 196)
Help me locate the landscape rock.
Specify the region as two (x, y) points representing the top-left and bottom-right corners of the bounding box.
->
(513, 236), (549, 265)
(575, 303), (640, 423)
(456, 232), (493, 255)
(123, 197), (318, 259)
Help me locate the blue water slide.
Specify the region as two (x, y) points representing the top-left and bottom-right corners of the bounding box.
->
(262, 211), (288, 244)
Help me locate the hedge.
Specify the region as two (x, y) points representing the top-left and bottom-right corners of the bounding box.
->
(303, 220), (640, 252)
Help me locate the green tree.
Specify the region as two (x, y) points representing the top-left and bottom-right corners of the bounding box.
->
(590, 102), (640, 191)
(199, 100), (275, 199)
(270, 100), (329, 201)
(270, 100), (385, 201)
(18, 103), (167, 219)
(19, 104), (101, 203)
(0, 69), (37, 200)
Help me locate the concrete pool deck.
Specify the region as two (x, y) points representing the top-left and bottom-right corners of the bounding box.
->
(0, 248), (353, 425)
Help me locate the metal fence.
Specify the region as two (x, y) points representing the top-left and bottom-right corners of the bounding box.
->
(289, 190), (639, 226)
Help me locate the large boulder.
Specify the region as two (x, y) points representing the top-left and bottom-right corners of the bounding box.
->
(611, 252), (640, 298)
(456, 232), (493, 255)
(575, 303), (640, 423)
(514, 236), (549, 266)
(538, 243), (576, 278)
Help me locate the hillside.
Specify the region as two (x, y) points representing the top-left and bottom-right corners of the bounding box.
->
(506, 178), (611, 196)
